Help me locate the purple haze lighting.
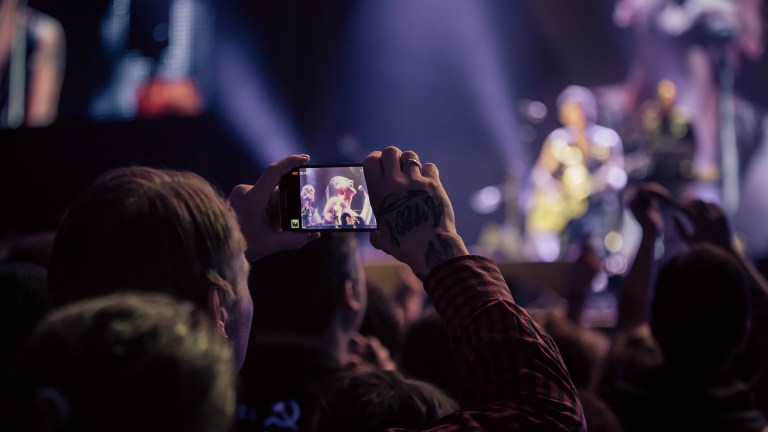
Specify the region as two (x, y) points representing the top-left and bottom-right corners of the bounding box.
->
(214, 32), (302, 164)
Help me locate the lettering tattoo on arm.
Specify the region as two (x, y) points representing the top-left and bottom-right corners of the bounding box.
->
(379, 191), (446, 247)
(425, 234), (455, 271)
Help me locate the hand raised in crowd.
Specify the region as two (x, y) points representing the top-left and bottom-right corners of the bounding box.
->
(674, 199), (733, 252)
(346, 333), (397, 373)
(627, 182), (670, 237)
(229, 154), (320, 262)
(363, 147), (469, 280)
(566, 237), (602, 325)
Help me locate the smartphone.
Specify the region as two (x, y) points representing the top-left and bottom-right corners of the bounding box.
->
(279, 164), (377, 231)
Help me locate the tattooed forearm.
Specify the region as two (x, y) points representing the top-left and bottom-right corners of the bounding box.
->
(425, 234), (455, 271)
(379, 191), (447, 246)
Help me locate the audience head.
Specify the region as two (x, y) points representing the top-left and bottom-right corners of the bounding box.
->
(651, 243), (750, 373)
(0, 262), (52, 382)
(318, 369), (457, 432)
(541, 311), (607, 390)
(578, 390), (624, 432)
(596, 325), (662, 396)
(48, 166), (252, 368)
(2, 292), (236, 432)
(400, 311), (462, 401)
(359, 280), (402, 361)
(249, 233), (365, 339)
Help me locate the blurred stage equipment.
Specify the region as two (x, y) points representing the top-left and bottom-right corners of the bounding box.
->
(1, 0), (65, 128)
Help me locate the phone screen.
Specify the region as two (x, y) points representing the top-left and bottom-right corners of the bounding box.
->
(280, 164), (377, 231)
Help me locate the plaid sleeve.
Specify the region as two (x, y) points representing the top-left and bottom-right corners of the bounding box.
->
(390, 255), (586, 432)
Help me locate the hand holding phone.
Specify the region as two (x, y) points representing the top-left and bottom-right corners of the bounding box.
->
(363, 147), (469, 280)
(228, 154), (320, 262)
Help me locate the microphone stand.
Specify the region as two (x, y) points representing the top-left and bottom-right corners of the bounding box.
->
(717, 40), (740, 217)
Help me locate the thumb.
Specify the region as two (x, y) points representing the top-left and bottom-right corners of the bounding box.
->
(673, 213), (693, 243)
(370, 230), (385, 251)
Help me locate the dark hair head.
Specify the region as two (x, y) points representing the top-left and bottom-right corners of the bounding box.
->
(49, 166), (245, 312)
(0, 262), (52, 381)
(249, 233), (360, 335)
(400, 312), (462, 401)
(578, 390), (624, 432)
(2, 291), (235, 432)
(651, 243), (750, 370)
(541, 312), (605, 389)
(359, 280), (402, 360)
(318, 369), (457, 432)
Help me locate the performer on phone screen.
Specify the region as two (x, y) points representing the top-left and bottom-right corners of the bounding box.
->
(300, 184), (321, 227)
(322, 176), (372, 227)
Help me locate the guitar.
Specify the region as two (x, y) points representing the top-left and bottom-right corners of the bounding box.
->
(525, 141), (652, 235)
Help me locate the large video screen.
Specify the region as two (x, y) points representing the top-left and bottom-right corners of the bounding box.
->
(1, 0), (213, 128)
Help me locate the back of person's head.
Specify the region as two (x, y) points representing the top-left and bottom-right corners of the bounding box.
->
(47, 166), (252, 367)
(0, 262), (52, 383)
(249, 233), (363, 336)
(596, 325), (663, 398)
(399, 311), (462, 401)
(651, 243), (750, 371)
(1, 291), (235, 432)
(578, 390), (624, 432)
(541, 312), (607, 390)
(317, 369), (457, 432)
(49, 166), (245, 309)
(359, 280), (402, 361)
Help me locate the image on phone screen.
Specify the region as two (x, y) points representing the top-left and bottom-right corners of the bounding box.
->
(282, 165), (377, 231)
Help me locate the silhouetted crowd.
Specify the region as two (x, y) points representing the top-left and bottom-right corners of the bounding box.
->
(1, 147), (766, 432)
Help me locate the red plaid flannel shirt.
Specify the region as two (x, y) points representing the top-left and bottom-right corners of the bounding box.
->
(390, 255), (586, 432)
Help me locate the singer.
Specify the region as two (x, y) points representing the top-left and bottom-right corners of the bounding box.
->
(322, 176), (372, 226)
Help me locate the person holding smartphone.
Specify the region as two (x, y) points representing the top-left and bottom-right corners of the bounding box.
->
(243, 147), (585, 430)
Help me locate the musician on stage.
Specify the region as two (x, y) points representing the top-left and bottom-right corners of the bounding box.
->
(524, 85), (627, 262)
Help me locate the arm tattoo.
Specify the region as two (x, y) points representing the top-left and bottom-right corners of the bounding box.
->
(425, 234), (455, 271)
(379, 191), (447, 247)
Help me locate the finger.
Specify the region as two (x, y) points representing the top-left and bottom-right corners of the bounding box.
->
(248, 154), (310, 212)
(266, 187), (281, 230)
(704, 202), (725, 221)
(421, 162), (439, 180)
(673, 213), (694, 243)
(348, 333), (366, 352)
(364, 151), (383, 182)
(399, 150), (420, 165)
(229, 183), (252, 204)
(370, 230), (385, 251)
(638, 187), (672, 207)
(399, 150), (423, 177)
(678, 198), (707, 214)
(381, 146), (403, 176)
